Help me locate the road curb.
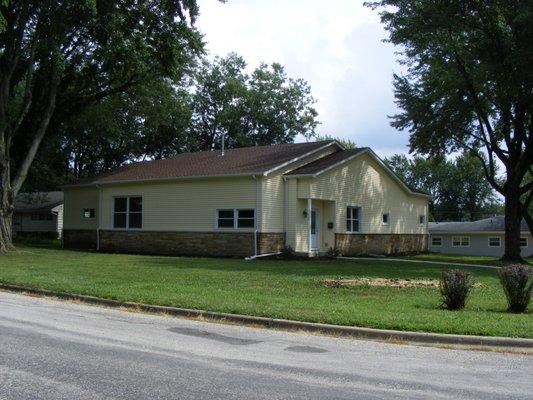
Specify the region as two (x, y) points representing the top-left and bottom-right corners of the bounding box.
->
(2, 283), (532, 349)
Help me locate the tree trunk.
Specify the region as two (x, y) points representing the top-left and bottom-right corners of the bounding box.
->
(0, 206), (14, 252)
(502, 189), (523, 262)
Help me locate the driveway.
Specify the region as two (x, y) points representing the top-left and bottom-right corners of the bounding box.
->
(0, 291), (531, 399)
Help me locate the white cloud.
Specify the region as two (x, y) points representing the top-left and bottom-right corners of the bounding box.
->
(197, 0), (411, 155)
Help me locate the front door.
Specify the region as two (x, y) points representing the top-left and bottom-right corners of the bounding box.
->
(311, 208), (319, 249)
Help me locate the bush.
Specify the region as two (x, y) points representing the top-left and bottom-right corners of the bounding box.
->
(498, 264), (533, 313)
(280, 245), (296, 259)
(325, 247), (341, 259)
(439, 269), (472, 310)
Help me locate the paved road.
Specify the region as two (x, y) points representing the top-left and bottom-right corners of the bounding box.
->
(0, 291), (532, 400)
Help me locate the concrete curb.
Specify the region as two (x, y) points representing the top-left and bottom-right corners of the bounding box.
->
(338, 256), (501, 269)
(2, 283), (532, 349)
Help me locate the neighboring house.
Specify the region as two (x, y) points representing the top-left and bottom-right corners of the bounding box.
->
(429, 216), (533, 257)
(62, 141), (430, 257)
(13, 191), (64, 239)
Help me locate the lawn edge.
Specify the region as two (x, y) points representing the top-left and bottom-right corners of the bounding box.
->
(2, 283), (532, 349)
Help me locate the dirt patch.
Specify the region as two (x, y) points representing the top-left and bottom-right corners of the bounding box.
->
(322, 278), (484, 289)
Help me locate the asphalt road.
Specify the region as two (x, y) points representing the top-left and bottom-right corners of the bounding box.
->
(0, 291), (532, 400)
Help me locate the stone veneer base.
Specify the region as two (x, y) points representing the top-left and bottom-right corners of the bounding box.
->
(335, 233), (428, 256)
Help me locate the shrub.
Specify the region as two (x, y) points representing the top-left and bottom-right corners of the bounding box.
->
(280, 245), (296, 259)
(498, 264), (533, 313)
(439, 269), (472, 310)
(325, 247), (341, 259)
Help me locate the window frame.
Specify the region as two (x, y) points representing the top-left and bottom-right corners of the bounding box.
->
(520, 237), (528, 248)
(112, 196), (143, 230)
(346, 206), (361, 233)
(488, 236), (501, 248)
(215, 208), (256, 230)
(382, 212), (390, 225)
(419, 215), (426, 225)
(452, 236), (470, 247)
(431, 236), (442, 247)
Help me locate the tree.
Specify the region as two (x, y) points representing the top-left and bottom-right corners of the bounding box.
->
(315, 135), (357, 149)
(189, 53), (319, 151)
(385, 152), (500, 222)
(0, 0), (203, 251)
(368, 1), (533, 261)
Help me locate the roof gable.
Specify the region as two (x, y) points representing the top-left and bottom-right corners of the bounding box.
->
(285, 148), (430, 198)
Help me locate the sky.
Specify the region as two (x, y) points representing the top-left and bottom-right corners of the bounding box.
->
(196, 0), (409, 158)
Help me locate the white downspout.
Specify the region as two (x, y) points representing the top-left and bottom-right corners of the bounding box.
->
(254, 175), (259, 257)
(307, 198), (312, 255)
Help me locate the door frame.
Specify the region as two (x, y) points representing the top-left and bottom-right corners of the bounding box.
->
(310, 207), (320, 250)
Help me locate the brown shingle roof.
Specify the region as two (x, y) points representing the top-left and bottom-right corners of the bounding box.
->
(64, 141), (338, 187)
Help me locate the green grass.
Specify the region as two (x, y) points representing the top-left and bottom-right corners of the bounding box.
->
(1, 244), (532, 338)
(402, 252), (533, 266)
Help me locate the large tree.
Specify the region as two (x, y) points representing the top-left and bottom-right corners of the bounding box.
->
(368, 0), (533, 261)
(0, 0), (203, 251)
(189, 53), (319, 151)
(385, 153), (500, 221)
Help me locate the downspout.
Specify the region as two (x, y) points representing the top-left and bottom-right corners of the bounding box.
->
(253, 175), (259, 257)
(307, 198), (312, 255)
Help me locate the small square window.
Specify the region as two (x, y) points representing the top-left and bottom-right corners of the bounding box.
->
(83, 208), (95, 219)
(419, 215), (426, 225)
(431, 236), (442, 246)
(520, 237), (528, 247)
(382, 213), (389, 224)
(488, 237), (501, 247)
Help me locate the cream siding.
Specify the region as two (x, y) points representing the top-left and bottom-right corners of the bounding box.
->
(100, 177), (257, 231)
(63, 187), (99, 230)
(12, 213), (58, 234)
(307, 152), (427, 235)
(260, 144), (338, 233)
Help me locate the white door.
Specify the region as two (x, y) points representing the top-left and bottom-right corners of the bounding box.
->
(311, 208), (319, 249)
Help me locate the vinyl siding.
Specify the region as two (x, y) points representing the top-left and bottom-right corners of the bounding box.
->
(12, 212), (58, 234)
(429, 233), (533, 257)
(305, 152), (428, 235)
(63, 187), (99, 230)
(99, 177), (257, 231)
(260, 145), (338, 233)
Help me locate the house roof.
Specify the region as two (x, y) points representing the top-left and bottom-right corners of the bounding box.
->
(284, 147), (430, 197)
(63, 141), (340, 187)
(15, 191), (64, 213)
(429, 216), (529, 233)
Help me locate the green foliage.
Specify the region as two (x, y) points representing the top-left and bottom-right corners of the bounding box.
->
(325, 247), (341, 259)
(315, 135), (357, 149)
(385, 152), (500, 221)
(440, 270), (472, 310)
(189, 53), (319, 151)
(498, 265), (533, 313)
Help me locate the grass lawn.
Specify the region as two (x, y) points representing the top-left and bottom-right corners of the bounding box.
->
(401, 252), (533, 266)
(1, 243), (532, 338)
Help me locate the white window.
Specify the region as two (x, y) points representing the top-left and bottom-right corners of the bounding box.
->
(83, 208), (95, 219)
(431, 236), (442, 246)
(488, 237), (501, 247)
(217, 209), (255, 229)
(346, 207), (360, 232)
(419, 215), (426, 225)
(113, 196), (142, 229)
(520, 237), (528, 247)
(382, 213), (390, 225)
(452, 236), (470, 247)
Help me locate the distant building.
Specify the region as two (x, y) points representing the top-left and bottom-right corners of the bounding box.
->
(13, 192), (64, 239)
(429, 216), (532, 257)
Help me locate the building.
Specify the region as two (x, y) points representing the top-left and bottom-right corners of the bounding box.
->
(429, 216), (532, 257)
(62, 141), (430, 257)
(13, 191), (64, 239)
